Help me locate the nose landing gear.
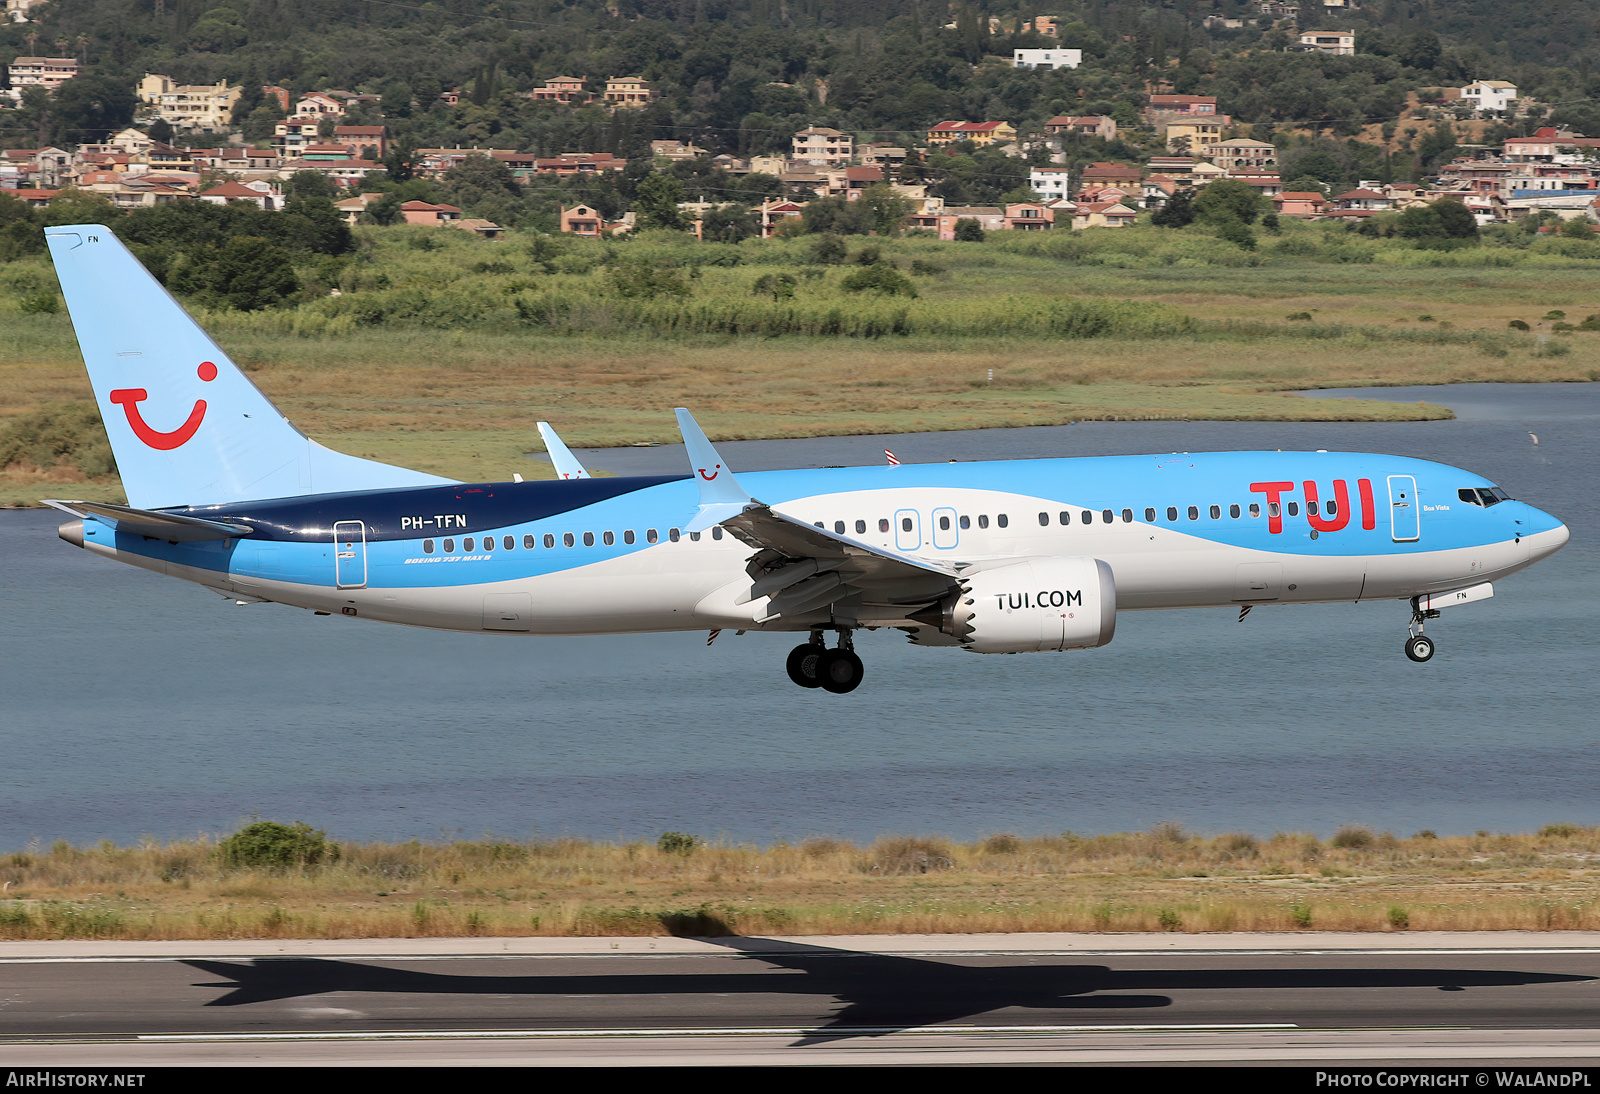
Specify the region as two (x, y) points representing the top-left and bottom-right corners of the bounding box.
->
(785, 629), (865, 693)
(1405, 599), (1440, 662)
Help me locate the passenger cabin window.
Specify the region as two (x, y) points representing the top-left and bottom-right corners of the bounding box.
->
(602, 531), (614, 545)
(1187, 506), (1198, 521)
(1307, 501), (1319, 516)
(856, 520), (866, 534)
(444, 538), (455, 553)
(423, 539), (435, 554)
(1059, 512), (1071, 525)
(563, 533), (575, 547)
(483, 536), (494, 551)
(690, 531), (701, 541)
(1166, 507), (1178, 522)
(1145, 508), (1156, 522)
(623, 530), (635, 545)
(997, 514), (1008, 528)
(1287, 502), (1300, 517)
(978, 515), (989, 529)
(1326, 499), (1338, 516)
(464, 537), (476, 551)
(879, 519), (891, 533)
(669, 528), (681, 542)
(543, 534), (555, 548)
(960, 516), (971, 530)
(1268, 503), (1280, 518)
(1229, 505), (1240, 519)
(1038, 512), (1049, 527)
(939, 515), (951, 531)
(1209, 505), (1221, 519)
(1250, 503), (1261, 518)
(1082, 511), (1093, 524)
(1102, 509), (1113, 523)
(902, 517), (913, 532)
(712, 527), (724, 541)
(582, 532), (594, 547)
(834, 521), (846, 534)
(1122, 509), (1133, 523)
(507, 536), (517, 550)
(647, 529), (659, 543)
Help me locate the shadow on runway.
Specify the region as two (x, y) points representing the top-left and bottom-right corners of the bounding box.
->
(181, 939), (1595, 1044)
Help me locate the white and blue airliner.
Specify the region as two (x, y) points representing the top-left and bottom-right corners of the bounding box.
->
(42, 225), (1570, 693)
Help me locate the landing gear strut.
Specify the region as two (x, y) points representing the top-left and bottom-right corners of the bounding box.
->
(1405, 599), (1439, 663)
(785, 629), (864, 693)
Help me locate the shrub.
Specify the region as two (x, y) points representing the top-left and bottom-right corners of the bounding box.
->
(982, 832), (1022, 855)
(217, 821), (337, 869)
(751, 272), (796, 301)
(1387, 905), (1410, 930)
(1331, 825), (1375, 849)
(1157, 907), (1182, 931)
(865, 837), (952, 874)
(1290, 903), (1313, 929)
(1286, 312), (1312, 321)
(840, 264), (917, 297)
(657, 831), (698, 855)
(809, 235), (848, 264)
(1508, 319), (1530, 331)
(1540, 823), (1580, 838)
(19, 291), (59, 314)
(0, 403), (115, 478)
(608, 261), (690, 299)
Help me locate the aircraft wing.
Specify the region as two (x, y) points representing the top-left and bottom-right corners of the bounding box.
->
(724, 504), (960, 623)
(673, 409), (957, 624)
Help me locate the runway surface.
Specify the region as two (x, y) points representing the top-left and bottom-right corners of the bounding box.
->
(2, 933), (1598, 1065)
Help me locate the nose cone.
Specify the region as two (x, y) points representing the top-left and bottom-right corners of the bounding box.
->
(1523, 519), (1570, 563)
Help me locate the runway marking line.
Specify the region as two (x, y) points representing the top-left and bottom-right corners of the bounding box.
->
(0, 1024), (1312, 1045)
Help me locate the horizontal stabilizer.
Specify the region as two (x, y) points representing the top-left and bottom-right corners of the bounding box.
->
(42, 499), (252, 541)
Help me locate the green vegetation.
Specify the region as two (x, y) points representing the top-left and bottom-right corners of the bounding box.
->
(6, 217), (1600, 506)
(217, 821), (338, 870)
(4, 824), (1600, 939)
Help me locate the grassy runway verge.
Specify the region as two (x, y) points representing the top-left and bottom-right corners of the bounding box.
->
(4, 224), (1599, 507)
(3, 826), (1597, 941)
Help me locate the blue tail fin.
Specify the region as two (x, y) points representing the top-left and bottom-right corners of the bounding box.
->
(45, 225), (455, 509)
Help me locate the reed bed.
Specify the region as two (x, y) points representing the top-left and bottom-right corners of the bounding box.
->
(3, 826), (1597, 940)
(6, 224), (1600, 506)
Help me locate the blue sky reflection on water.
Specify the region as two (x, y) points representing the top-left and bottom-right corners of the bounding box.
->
(1, 383), (1594, 847)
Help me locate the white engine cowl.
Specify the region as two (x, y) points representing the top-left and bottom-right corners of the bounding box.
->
(952, 557), (1116, 654)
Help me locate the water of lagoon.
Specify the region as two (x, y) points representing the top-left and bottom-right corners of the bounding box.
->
(1, 383), (1593, 848)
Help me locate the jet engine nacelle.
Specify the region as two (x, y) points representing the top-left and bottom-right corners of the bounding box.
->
(951, 557), (1116, 654)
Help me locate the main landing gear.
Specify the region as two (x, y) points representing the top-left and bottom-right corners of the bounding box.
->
(1405, 598), (1440, 663)
(786, 630), (865, 694)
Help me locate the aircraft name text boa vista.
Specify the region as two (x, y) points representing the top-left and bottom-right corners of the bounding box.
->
(41, 225), (1570, 694)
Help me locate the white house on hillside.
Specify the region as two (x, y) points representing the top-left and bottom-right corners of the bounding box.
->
(1012, 48), (1081, 70)
(1461, 81), (1518, 113)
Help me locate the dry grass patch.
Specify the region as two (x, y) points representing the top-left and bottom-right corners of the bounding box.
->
(4, 826), (1599, 940)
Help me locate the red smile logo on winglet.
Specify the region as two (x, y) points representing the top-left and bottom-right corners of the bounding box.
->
(698, 464), (722, 481)
(109, 361), (216, 450)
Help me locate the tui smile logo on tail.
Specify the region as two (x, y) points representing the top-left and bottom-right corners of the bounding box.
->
(109, 361), (217, 450)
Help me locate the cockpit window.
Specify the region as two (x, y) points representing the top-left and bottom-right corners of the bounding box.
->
(1460, 486), (1512, 507)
